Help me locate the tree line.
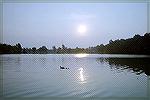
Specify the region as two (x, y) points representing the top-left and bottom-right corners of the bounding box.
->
(0, 33), (150, 54)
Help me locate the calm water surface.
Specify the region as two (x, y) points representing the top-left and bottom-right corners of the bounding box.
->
(0, 54), (150, 99)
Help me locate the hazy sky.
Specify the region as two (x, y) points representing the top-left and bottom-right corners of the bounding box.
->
(3, 3), (147, 48)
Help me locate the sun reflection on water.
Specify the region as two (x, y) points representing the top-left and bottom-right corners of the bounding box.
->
(75, 54), (89, 58)
(78, 68), (86, 83)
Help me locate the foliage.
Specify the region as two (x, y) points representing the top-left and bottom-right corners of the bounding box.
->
(0, 33), (150, 54)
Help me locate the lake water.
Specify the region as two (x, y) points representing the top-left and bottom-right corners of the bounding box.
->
(0, 54), (150, 100)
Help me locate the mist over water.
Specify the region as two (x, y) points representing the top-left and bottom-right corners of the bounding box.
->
(0, 54), (149, 99)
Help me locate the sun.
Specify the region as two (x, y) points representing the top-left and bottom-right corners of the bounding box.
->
(77, 24), (87, 36)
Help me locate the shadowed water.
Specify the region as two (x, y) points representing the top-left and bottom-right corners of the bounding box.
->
(0, 54), (149, 100)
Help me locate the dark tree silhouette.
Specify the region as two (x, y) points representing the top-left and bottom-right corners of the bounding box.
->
(52, 46), (56, 53)
(32, 47), (36, 54)
(0, 33), (150, 54)
(38, 46), (48, 54)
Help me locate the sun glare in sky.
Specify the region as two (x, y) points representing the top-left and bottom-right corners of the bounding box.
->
(77, 24), (87, 36)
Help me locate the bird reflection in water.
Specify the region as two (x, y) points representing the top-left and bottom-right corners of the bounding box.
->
(78, 68), (86, 83)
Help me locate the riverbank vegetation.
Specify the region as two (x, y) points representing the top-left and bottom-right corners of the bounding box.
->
(0, 33), (150, 54)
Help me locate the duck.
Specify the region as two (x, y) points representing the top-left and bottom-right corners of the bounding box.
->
(60, 66), (65, 69)
(60, 66), (69, 69)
